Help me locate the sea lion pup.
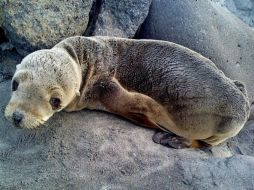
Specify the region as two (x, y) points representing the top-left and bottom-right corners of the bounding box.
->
(5, 36), (250, 148)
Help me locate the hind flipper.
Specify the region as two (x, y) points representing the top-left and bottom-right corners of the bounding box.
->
(153, 131), (207, 149)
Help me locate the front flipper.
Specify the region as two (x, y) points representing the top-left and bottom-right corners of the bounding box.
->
(152, 131), (191, 149)
(153, 131), (205, 149)
(94, 77), (175, 130)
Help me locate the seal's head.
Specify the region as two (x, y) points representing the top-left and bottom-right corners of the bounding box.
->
(5, 49), (81, 129)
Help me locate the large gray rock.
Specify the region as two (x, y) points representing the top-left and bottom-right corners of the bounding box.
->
(85, 0), (152, 37)
(1, 0), (93, 55)
(0, 0), (152, 56)
(136, 0), (254, 118)
(1, 80), (254, 189)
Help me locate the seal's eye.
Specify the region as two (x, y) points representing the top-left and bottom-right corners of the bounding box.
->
(12, 80), (19, 91)
(50, 98), (61, 110)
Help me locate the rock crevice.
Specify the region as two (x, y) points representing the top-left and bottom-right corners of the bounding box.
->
(84, 0), (103, 36)
(0, 27), (8, 44)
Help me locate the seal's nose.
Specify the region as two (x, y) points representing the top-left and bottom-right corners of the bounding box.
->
(12, 111), (24, 127)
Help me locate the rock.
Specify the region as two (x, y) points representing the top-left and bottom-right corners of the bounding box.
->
(217, 0), (254, 27)
(1, 80), (254, 189)
(0, 44), (22, 82)
(1, 0), (152, 56)
(85, 0), (152, 37)
(136, 0), (254, 118)
(1, 0), (93, 55)
(0, 51), (21, 82)
(0, 28), (7, 44)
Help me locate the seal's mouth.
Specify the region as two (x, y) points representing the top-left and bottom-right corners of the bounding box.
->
(19, 118), (47, 129)
(7, 116), (47, 129)
(5, 107), (48, 129)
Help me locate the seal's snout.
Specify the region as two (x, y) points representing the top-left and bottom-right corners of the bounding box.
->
(12, 111), (24, 127)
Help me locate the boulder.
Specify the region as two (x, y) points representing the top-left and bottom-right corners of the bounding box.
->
(1, 80), (254, 189)
(1, 0), (152, 56)
(217, 0), (254, 27)
(1, 0), (93, 55)
(85, 0), (152, 37)
(136, 0), (254, 118)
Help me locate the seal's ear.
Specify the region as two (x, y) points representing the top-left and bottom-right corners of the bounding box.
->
(75, 91), (80, 97)
(16, 64), (21, 69)
(62, 42), (79, 64)
(14, 70), (31, 82)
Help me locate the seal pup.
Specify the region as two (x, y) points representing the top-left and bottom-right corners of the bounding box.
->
(5, 36), (250, 148)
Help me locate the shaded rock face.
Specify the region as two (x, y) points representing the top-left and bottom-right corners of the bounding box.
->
(0, 48), (22, 82)
(1, 0), (93, 56)
(85, 0), (152, 37)
(0, 80), (254, 189)
(0, 27), (22, 82)
(136, 0), (254, 118)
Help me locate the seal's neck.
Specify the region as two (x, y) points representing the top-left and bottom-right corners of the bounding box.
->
(53, 36), (114, 111)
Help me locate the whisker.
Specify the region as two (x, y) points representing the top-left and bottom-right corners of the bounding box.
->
(38, 119), (48, 127)
(34, 121), (41, 129)
(39, 123), (48, 127)
(26, 122), (33, 129)
(41, 119), (47, 123)
(28, 120), (40, 129)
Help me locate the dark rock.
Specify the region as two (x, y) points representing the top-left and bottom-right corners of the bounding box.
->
(0, 46), (22, 82)
(0, 24), (23, 83)
(136, 0), (254, 118)
(0, 28), (7, 44)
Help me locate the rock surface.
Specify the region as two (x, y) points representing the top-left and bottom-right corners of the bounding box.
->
(1, 80), (254, 189)
(217, 0), (254, 27)
(136, 0), (254, 118)
(85, 0), (152, 37)
(0, 0), (152, 56)
(1, 0), (93, 55)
